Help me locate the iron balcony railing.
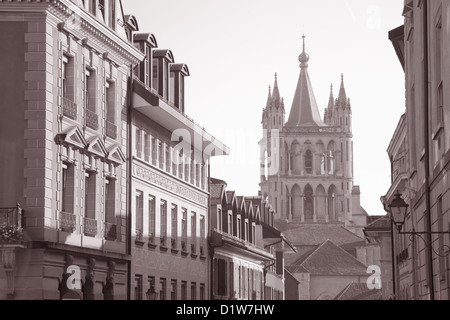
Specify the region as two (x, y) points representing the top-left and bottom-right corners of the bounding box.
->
(86, 108), (99, 130)
(63, 97), (77, 120)
(106, 120), (117, 139)
(0, 205), (23, 228)
(83, 217), (97, 237)
(60, 211), (76, 232)
(104, 222), (117, 240)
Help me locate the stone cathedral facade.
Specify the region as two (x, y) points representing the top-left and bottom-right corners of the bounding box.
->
(259, 37), (367, 237)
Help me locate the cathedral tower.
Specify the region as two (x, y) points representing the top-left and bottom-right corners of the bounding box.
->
(259, 36), (366, 236)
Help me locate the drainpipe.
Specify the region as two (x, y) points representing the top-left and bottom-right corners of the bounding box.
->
(126, 64), (134, 300)
(422, 0), (435, 300)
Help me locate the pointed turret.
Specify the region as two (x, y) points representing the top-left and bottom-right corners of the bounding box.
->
(285, 35), (326, 127)
(324, 84), (334, 125)
(337, 74), (348, 106)
(266, 85), (272, 108)
(272, 73), (281, 109)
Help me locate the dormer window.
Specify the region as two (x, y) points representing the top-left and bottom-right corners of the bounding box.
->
(169, 63), (190, 112)
(133, 34), (157, 88)
(152, 49), (174, 101)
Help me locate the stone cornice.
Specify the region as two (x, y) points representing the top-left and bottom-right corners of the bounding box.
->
(0, 0), (144, 66)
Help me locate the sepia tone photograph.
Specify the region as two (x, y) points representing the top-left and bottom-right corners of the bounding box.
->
(0, 0), (449, 309)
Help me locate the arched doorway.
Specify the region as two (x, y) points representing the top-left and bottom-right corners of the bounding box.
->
(316, 185), (326, 222)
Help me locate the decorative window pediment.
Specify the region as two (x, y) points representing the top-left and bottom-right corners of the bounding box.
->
(85, 135), (108, 158)
(107, 144), (126, 165)
(55, 126), (87, 150)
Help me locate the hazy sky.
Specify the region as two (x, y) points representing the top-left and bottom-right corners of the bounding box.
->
(123, 0), (406, 215)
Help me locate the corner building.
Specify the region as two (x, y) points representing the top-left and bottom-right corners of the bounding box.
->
(260, 37), (367, 237)
(129, 20), (229, 300)
(0, 0), (143, 299)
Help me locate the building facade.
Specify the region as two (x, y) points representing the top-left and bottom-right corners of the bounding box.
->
(0, 0), (143, 299)
(383, 0), (450, 300)
(209, 178), (295, 300)
(129, 21), (229, 300)
(259, 37), (367, 238)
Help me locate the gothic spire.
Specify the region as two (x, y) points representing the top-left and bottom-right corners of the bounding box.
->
(272, 73), (281, 108)
(266, 85), (272, 108)
(338, 73), (347, 102)
(285, 35), (326, 127)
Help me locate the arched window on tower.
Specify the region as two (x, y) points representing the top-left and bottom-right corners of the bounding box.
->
(305, 150), (313, 174)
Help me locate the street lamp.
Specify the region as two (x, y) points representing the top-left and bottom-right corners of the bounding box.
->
(146, 285), (158, 300)
(388, 192), (409, 231)
(387, 191), (450, 255)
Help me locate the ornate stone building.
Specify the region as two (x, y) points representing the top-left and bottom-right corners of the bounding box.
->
(259, 36), (367, 238)
(0, 0), (143, 299)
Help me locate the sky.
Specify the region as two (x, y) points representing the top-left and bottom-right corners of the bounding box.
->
(123, 0), (406, 216)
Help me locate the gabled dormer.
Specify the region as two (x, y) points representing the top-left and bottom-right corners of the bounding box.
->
(133, 33), (158, 89)
(152, 49), (175, 101)
(169, 63), (190, 112)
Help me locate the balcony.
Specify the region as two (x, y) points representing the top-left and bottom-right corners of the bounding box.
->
(0, 205), (24, 244)
(106, 120), (117, 139)
(83, 217), (97, 237)
(60, 211), (76, 233)
(63, 97), (77, 121)
(104, 222), (117, 241)
(86, 109), (99, 130)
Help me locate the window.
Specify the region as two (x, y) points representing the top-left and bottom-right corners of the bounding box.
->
(136, 191), (143, 240)
(148, 276), (155, 298)
(190, 156), (195, 185)
(62, 54), (74, 101)
(151, 136), (157, 166)
(229, 262), (234, 298)
(181, 208), (187, 250)
(106, 80), (116, 125)
(200, 284), (205, 300)
(144, 132), (150, 162)
(200, 215), (205, 255)
(160, 278), (166, 300)
(171, 204), (178, 247)
(172, 146), (178, 176)
(236, 217), (241, 239)
(158, 140), (164, 169)
(191, 212), (196, 251)
(85, 68), (97, 114)
(107, 0), (116, 29)
(171, 280), (177, 300)
(196, 163), (200, 187)
(165, 144), (171, 173)
(104, 177), (115, 224)
(84, 171), (97, 236)
(169, 71), (176, 105)
(61, 162), (75, 214)
(252, 224), (256, 244)
(217, 259), (227, 296)
(178, 150), (183, 179)
(148, 195), (155, 242)
(217, 208), (222, 231)
(88, 0), (96, 16)
(305, 150), (313, 174)
(136, 128), (142, 158)
(152, 59), (159, 93)
(184, 151), (190, 182)
(135, 275), (143, 300)
(191, 282), (197, 300)
(160, 200), (167, 246)
(98, 0), (105, 20)
(245, 221), (249, 242)
(181, 281), (187, 300)
(227, 212), (232, 235)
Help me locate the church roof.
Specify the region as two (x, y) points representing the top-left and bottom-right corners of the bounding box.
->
(334, 282), (382, 300)
(285, 36), (326, 127)
(286, 240), (368, 276)
(274, 222), (364, 247)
